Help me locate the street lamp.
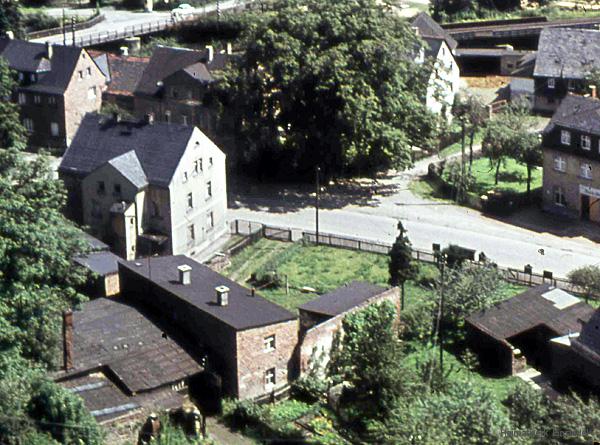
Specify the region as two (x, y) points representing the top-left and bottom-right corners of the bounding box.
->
(315, 166), (320, 245)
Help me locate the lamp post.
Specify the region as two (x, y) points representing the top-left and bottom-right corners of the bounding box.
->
(315, 166), (320, 245)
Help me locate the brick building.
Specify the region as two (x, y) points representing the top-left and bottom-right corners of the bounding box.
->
(119, 255), (298, 400)
(58, 113), (227, 259)
(542, 95), (600, 222)
(0, 37), (105, 151)
(533, 28), (600, 113)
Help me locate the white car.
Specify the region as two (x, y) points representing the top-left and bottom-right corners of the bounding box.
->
(172, 3), (195, 19)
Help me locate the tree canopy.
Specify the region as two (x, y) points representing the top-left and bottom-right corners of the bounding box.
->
(0, 0), (21, 38)
(220, 0), (439, 180)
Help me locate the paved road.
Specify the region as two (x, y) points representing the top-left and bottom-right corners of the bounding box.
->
(228, 155), (600, 278)
(32, 1), (247, 45)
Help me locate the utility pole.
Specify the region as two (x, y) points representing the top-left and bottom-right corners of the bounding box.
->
(439, 254), (445, 372)
(71, 17), (76, 46)
(315, 166), (320, 245)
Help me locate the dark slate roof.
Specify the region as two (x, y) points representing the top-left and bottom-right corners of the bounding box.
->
(70, 297), (203, 393)
(411, 12), (458, 51)
(299, 281), (387, 318)
(135, 46), (205, 96)
(534, 28), (600, 79)
(59, 113), (194, 187)
(0, 38), (83, 94)
(576, 310), (600, 354)
(466, 284), (595, 342)
(74, 251), (121, 276)
(120, 255), (297, 331)
(544, 95), (600, 136)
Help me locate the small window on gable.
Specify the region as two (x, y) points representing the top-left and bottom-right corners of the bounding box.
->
(561, 130), (571, 145)
(582, 135), (591, 150)
(548, 78), (555, 89)
(87, 67), (92, 77)
(182, 171), (188, 183)
(187, 192), (193, 209)
(78, 70), (83, 80)
(113, 183), (121, 196)
(209, 157), (213, 167)
(264, 335), (276, 352)
(97, 181), (105, 194)
(206, 181), (212, 199)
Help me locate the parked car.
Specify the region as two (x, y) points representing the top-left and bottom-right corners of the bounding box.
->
(171, 3), (195, 19)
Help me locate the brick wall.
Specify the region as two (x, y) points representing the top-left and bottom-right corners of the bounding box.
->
(298, 287), (400, 377)
(236, 319), (299, 400)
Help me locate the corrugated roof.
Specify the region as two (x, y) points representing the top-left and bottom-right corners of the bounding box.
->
(59, 113), (194, 187)
(120, 255), (297, 331)
(299, 281), (387, 318)
(466, 284), (595, 342)
(534, 28), (600, 79)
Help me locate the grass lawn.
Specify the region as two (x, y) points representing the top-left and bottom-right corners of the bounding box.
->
(445, 157), (542, 195)
(438, 132), (483, 159)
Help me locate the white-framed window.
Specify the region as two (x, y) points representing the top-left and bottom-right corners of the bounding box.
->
(182, 115), (188, 125)
(182, 171), (188, 183)
(206, 211), (214, 229)
(188, 224), (195, 242)
(87, 86), (96, 100)
(193, 158), (202, 175)
(18, 92), (26, 104)
(33, 95), (41, 104)
(206, 181), (212, 199)
(582, 135), (592, 150)
(265, 368), (276, 388)
(48, 96), (56, 106)
(165, 110), (171, 123)
(29, 73), (36, 82)
(554, 186), (566, 206)
(50, 122), (59, 137)
(548, 78), (555, 89)
(580, 163), (592, 179)
(561, 130), (571, 145)
(264, 335), (276, 352)
(554, 155), (566, 172)
(187, 192), (193, 209)
(17, 72), (24, 82)
(23, 118), (33, 133)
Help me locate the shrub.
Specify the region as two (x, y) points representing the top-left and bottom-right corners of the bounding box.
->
(23, 12), (60, 33)
(223, 399), (264, 429)
(291, 375), (328, 403)
(401, 300), (435, 342)
(415, 264), (439, 289)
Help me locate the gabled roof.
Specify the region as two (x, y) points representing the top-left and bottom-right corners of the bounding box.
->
(0, 38), (84, 94)
(106, 150), (148, 189)
(534, 28), (600, 79)
(544, 95), (600, 136)
(466, 284), (595, 342)
(411, 12), (458, 51)
(299, 281), (387, 318)
(577, 310), (600, 354)
(120, 255), (297, 331)
(135, 46), (205, 96)
(59, 113), (195, 187)
(91, 52), (150, 96)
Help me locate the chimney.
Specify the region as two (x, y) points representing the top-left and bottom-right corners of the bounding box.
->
(591, 85), (597, 99)
(63, 310), (73, 371)
(216, 285), (229, 306)
(226, 42), (232, 55)
(45, 41), (53, 60)
(205, 45), (214, 63)
(120, 46), (129, 56)
(6, 30), (14, 40)
(178, 264), (192, 285)
(145, 112), (155, 125)
(412, 26), (420, 37)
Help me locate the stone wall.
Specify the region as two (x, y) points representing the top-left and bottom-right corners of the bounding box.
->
(299, 287), (400, 376)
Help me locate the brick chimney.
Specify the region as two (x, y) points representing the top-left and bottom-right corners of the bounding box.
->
(216, 285), (229, 306)
(45, 41), (53, 60)
(591, 85), (597, 99)
(178, 264), (192, 285)
(63, 310), (73, 371)
(205, 45), (214, 63)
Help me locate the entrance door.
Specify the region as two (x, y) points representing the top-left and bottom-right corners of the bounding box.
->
(581, 194), (591, 220)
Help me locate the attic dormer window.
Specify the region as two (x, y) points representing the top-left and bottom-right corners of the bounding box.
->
(561, 130), (571, 146)
(548, 78), (555, 89)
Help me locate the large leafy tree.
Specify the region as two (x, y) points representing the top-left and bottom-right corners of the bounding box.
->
(220, 0), (438, 180)
(567, 265), (600, 303)
(0, 0), (21, 38)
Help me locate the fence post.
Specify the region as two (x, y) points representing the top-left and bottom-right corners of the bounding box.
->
(235, 220), (239, 235)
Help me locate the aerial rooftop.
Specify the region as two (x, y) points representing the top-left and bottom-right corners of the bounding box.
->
(544, 95), (600, 136)
(299, 281), (387, 318)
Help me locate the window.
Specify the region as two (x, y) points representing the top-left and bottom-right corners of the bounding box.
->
(33, 95), (41, 104)
(165, 110), (171, 123)
(193, 158), (202, 175)
(187, 192), (193, 209)
(264, 335), (276, 352)
(172, 88), (178, 99)
(23, 118), (33, 133)
(78, 70), (83, 80)
(182, 115), (188, 125)
(553, 155), (566, 172)
(50, 122), (59, 137)
(209, 157), (213, 167)
(87, 86), (96, 100)
(97, 181), (105, 195)
(48, 96), (57, 106)
(182, 171), (188, 183)
(581, 163), (592, 179)
(265, 368), (276, 388)
(18, 93), (26, 104)
(582, 135), (592, 150)
(547, 78), (555, 89)
(554, 186), (566, 206)
(86, 67), (91, 77)
(206, 181), (212, 199)
(206, 211), (214, 229)
(188, 224), (195, 242)
(17, 72), (23, 82)
(561, 130), (571, 145)
(113, 183), (121, 196)
(567, 79), (574, 91)
(29, 73), (36, 83)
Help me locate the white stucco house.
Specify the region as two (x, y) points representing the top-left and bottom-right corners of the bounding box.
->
(412, 12), (461, 121)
